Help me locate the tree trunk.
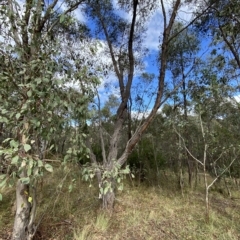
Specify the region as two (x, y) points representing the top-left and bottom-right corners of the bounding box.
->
(12, 180), (34, 240)
(187, 159), (193, 188)
(102, 190), (115, 211)
(178, 159), (184, 196)
(224, 177), (231, 197)
(194, 162), (199, 189)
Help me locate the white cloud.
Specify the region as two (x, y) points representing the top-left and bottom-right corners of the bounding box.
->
(144, 1), (196, 51)
(64, 38), (119, 105)
(55, 1), (86, 22)
(233, 95), (240, 103)
(145, 10), (163, 51)
(72, 6), (86, 22)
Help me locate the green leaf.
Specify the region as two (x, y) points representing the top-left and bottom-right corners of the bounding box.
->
(0, 175), (6, 180)
(60, 14), (65, 23)
(0, 117), (8, 123)
(20, 177), (30, 184)
(27, 90), (32, 97)
(68, 184), (73, 192)
(33, 167), (39, 176)
(29, 159), (33, 169)
(44, 163), (53, 173)
(36, 78), (42, 84)
(16, 113), (21, 119)
(10, 140), (19, 148)
(63, 155), (69, 162)
(24, 144), (31, 152)
(0, 193), (2, 201)
(118, 184), (123, 191)
(3, 138), (11, 143)
(11, 155), (19, 165)
(0, 178), (7, 188)
(38, 160), (43, 167)
(27, 166), (32, 176)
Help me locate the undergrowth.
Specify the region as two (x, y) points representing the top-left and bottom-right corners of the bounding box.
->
(0, 165), (240, 240)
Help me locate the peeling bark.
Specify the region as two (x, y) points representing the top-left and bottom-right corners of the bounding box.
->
(102, 189), (115, 211)
(12, 180), (32, 240)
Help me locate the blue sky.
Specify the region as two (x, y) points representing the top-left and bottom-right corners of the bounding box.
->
(72, 1), (202, 112)
(13, 0), (240, 113)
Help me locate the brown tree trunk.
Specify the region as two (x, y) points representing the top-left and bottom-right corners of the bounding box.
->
(187, 160), (193, 187)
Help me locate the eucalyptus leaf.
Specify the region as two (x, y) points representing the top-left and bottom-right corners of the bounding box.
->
(20, 177), (30, 185)
(11, 155), (19, 165)
(0, 178), (7, 188)
(24, 144), (31, 152)
(44, 164), (53, 173)
(16, 113), (21, 119)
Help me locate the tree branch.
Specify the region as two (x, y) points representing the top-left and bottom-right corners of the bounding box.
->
(218, 23), (240, 68)
(42, 0), (85, 39)
(174, 126), (204, 166)
(167, 3), (213, 44)
(7, 0), (22, 46)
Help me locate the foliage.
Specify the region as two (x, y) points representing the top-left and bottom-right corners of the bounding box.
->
(82, 161), (131, 198)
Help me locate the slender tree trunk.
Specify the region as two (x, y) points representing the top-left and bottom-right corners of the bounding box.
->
(102, 192), (115, 210)
(182, 73), (193, 188)
(12, 120), (37, 240)
(187, 160), (193, 187)
(12, 179), (34, 240)
(224, 177), (231, 197)
(102, 185), (115, 211)
(194, 162), (199, 189)
(179, 163), (184, 196)
(178, 133), (184, 195)
(205, 179), (210, 223)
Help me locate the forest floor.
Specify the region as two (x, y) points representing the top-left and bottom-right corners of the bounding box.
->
(1, 165), (240, 240)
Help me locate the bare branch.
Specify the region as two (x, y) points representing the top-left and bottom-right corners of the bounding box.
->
(7, 0), (22, 46)
(218, 23), (240, 68)
(167, 3), (213, 44)
(38, 0), (58, 32)
(95, 88), (107, 164)
(207, 156), (237, 190)
(42, 0), (85, 39)
(174, 126), (204, 166)
(160, 0), (167, 30)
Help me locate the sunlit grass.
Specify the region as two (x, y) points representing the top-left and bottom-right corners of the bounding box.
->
(95, 212), (111, 232)
(73, 225), (92, 240)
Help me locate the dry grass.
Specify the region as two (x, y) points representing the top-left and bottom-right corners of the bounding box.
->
(0, 165), (240, 240)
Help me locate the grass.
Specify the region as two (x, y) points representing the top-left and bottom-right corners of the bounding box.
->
(0, 165), (240, 239)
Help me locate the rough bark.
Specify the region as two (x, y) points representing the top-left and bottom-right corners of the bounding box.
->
(12, 180), (33, 240)
(102, 185), (115, 211)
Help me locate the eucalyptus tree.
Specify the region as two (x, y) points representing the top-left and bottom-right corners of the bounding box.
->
(165, 22), (200, 188)
(195, 0), (240, 70)
(0, 1), (97, 239)
(83, 0), (212, 210)
(176, 50), (240, 220)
